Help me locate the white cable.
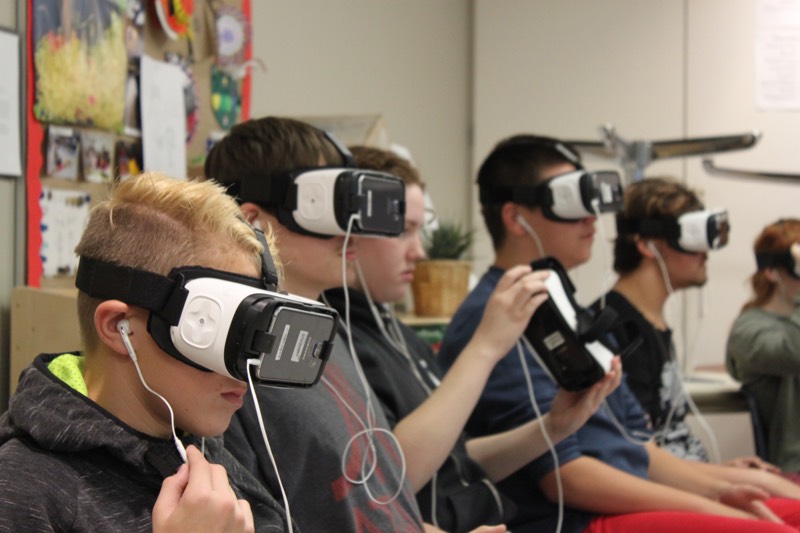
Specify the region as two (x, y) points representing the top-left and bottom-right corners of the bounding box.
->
(321, 375), (408, 504)
(355, 260), (436, 394)
(517, 215), (546, 259)
(650, 245), (721, 463)
(590, 199), (613, 310)
(515, 339), (563, 533)
(331, 214), (408, 505)
(353, 259), (447, 523)
(678, 370), (722, 464)
(118, 323), (187, 464)
(600, 400), (654, 446)
(246, 359), (294, 533)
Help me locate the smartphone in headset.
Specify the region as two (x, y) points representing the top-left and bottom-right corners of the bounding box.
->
(253, 305), (338, 387)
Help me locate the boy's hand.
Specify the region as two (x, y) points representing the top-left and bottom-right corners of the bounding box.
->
(474, 265), (549, 361)
(719, 483), (783, 523)
(724, 455), (781, 474)
(153, 445), (255, 533)
(546, 357), (623, 440)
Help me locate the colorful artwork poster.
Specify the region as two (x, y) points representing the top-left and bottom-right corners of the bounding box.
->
(114, 139), (141, 181)
(46, 125), (80, 180)
(81, 129), (114, 183)
(33, 0), (128, 131)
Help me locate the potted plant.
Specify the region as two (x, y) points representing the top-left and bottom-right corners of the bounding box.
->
(411, 219), (474, 317)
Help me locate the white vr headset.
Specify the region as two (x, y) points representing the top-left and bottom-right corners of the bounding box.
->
(75, 231), (338, 387)
(237, 131), (405, 238)
(240, 167), (406, 238)
(616, 208), (730, 253)
(480, 169), (624, 221)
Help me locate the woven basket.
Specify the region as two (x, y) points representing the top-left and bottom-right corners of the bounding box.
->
(411, 260), (471, 317)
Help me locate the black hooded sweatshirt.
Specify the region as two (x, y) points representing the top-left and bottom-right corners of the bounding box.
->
(0, 353), (291, 532)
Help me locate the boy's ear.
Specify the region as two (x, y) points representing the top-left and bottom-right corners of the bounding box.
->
(502, 203), (532, 238)
(239, 202), (261, 225)
(636, 238), (658, 258)
(763, 267), (780, 283)
(94, 300), (133, 356)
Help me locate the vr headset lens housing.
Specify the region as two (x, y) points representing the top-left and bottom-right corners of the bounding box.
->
(617, 208), (730, 253)
(546, 170), (624, 221)
(480, 169), (624, 222)
(161, 269), (337, 386)
(75, 258), (338, 388)
(287, 168), (405, 237)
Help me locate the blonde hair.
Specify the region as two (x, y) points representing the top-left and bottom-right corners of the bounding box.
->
(75, 171), (280, 351)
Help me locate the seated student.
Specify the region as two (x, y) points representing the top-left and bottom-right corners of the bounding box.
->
(438, 135), (800, 533)
(0, 172), (290, 532)
(202, 117), (427, 532)
(595, 177), (779, 472)
(727, 219), (800, 473)
(321, 145), (621, 532)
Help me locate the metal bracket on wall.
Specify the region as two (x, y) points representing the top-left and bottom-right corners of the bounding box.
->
(702, 158), (800, 183)
(566, 125), (762, 184)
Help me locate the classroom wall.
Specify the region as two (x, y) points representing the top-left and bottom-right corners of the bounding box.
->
(0, 2), (17, 410)
(249, 1), (473, 227)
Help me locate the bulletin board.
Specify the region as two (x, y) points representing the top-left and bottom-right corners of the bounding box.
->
(24, 0), (252, 288)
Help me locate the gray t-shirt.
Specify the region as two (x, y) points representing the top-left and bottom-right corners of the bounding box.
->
(225, 332), (424, 531)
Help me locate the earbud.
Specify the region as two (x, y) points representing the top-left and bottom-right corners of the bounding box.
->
(252, 219), (263, 231)
(516, 214), (535, 235)
(117, 319), (137, 362)
(646, 240), (657, 254)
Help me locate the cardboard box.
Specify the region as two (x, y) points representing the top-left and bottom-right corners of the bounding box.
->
(10, 286), (82, 395)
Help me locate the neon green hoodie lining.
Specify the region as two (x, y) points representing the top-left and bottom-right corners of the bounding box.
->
(48, 353), (89, 397)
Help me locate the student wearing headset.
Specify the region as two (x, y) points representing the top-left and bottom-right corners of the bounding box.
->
(202, 116), (436, 532)
(320, 145), (622, 532)
(438, 135), (800, 533)
(595, 178), (773, 463)
(597, 178), (798, 470)
(727, 219), (800, 472)
(0, 172), (290, 532)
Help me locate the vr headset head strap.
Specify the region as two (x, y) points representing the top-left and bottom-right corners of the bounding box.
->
(478, 183), (550, 206)
(321, 130), (356, 168)
(616, 217), (681, 241)
(252, 226), (279, 289)
(75, 256), (184, 324)
(237, 128), (354, 209)
(755, 250), (797, 274)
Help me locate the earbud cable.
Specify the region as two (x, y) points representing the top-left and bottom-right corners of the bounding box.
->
(245, 359), (294, 533)
(118, 326), (188, 464)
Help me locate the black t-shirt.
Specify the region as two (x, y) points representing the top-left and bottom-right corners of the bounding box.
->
(592, 290), (708, 461)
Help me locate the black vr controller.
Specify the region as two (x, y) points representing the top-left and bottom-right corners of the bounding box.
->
(524, 257), (617, 391)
